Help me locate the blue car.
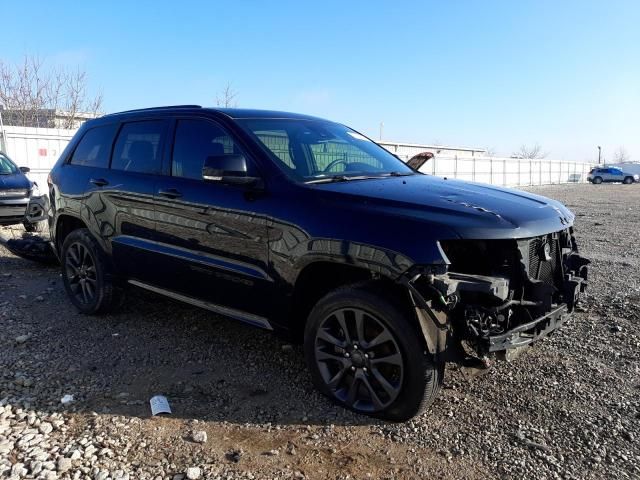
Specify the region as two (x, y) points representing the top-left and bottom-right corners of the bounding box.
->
(0, 152), (46, 231)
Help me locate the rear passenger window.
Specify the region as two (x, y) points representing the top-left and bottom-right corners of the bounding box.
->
(111, 121), (166, 174)
(69, 125), (118, 168)
(171, 119), (245, 180)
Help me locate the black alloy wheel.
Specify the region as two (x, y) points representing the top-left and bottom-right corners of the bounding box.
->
(314, 307), (404, 412)
(304, 284), (443, 421)
(65, 241), (98, 306)
(61, 228), (119, 314)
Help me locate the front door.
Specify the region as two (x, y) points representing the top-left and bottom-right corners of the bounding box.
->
(152, 118), (272, 323)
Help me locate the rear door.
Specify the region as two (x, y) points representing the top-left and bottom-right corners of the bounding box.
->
(83, 119), (168, 283)
(152, 117), (272, 321)
(55, 124), (119, 231)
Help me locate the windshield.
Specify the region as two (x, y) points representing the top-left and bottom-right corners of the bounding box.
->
(0, 153), (19, 175)
(237, 119), (414, 182)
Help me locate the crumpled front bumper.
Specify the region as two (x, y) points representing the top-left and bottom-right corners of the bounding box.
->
(24, 195), (48, 223)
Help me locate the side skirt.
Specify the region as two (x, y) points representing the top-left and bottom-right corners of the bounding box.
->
(127, 279), (273, 331)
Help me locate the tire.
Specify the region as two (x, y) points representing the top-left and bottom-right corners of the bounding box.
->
(61, 228), (117, 315)
(23, 220), (45, 233)
(592, 176), (603, 184)
(623, 176), (633, 184)
(304, 283), (443, 421)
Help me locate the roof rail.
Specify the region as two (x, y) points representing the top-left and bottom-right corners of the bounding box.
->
(109, 105), (202, 115)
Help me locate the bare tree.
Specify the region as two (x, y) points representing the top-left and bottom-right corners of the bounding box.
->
(613, 146), (630, 163)
(0, 55), (102, 128)
(513, 143), (547, 159)
(215, 82), (238, 108)
(485, 146), (497, 158)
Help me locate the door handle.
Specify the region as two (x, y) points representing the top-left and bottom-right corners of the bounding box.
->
(90, 178), (109, 187)
(158, 188), (183, 199)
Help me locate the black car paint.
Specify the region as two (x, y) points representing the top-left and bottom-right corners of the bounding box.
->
(48, 107), (579, 334)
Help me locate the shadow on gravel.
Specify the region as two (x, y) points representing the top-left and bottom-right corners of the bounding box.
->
(1, 250), (381, 428)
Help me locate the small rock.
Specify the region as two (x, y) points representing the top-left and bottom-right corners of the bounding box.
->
(35, 295), (45, 302)
(15, 334), (30, 344)
(610, 325), (623, 333)
(263, 449), (279, 456)
(281, 344), (294, 353)
(57, 457), (72, 473)
(39, 422), (54, 435)
(186, 467), (201, 480)
(191, 430), (207, 444)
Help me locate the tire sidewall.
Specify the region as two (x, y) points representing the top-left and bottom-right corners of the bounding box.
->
(61, 229), (109, 314)
(304, 286), (436, 421)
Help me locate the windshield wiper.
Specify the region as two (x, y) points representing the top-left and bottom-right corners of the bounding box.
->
(385, 171), (414, 177)
(305, 175), (354, 184)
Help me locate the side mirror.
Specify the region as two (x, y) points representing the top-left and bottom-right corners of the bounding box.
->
(19, 166), (31, 173)
(202, 154), (262, 187)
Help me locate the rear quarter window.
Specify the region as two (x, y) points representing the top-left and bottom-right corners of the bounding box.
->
(69, 124), (118, 168)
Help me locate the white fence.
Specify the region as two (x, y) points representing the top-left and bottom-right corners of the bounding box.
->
(0, 126), (74, 188)
(0, 125), (592, 188)
(408, 155), (591, 187)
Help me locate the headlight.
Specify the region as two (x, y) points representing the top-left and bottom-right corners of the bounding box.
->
(0, 189), (29, 197)
(30, 183), (41, 197)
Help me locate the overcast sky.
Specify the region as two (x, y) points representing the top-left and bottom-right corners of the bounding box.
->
(2, 0), (639, 162)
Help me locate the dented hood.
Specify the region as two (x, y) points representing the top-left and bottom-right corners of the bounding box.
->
(314, 174), (575, 239)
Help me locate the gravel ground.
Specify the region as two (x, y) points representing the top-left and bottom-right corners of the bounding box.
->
(1, 183), (638, 480)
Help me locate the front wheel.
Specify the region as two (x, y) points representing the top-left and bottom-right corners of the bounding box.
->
(304, 284), (443, 421)
(592, 176), (603, 184)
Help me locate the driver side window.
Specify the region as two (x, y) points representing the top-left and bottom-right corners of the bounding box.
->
(172, 119), (247, 180)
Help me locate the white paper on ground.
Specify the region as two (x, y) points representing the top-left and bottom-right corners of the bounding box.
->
(150, 395), (171, 415)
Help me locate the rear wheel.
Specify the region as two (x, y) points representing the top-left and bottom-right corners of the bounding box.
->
(61, 228), (118, 314)
(623, 176), (634, 184)
(592, 176), (603, 184)
(304, 284), (443, 421)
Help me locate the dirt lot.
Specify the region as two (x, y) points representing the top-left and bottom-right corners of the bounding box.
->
(1, 183), (639, 480)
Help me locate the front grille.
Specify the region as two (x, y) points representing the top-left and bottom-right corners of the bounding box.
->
(527, 235), (560, 287)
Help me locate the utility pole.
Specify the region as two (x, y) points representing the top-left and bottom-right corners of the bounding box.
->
(379, 122), (384, 141)
(597, 145), (601, 164)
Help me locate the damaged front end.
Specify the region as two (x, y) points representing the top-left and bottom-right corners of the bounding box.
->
(405, 228), (589, 360)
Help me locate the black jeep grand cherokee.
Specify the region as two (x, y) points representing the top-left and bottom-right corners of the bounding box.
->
(48, 106), (589, 420)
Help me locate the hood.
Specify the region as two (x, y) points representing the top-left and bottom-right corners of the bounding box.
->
(0, 171), (31, 191)
(312, 174), (575, 239)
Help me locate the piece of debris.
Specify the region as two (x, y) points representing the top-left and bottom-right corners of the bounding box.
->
(5, 236), (59, 264)
(150, 395), (171, 415)
(281, 344), (294, 353)
(35, 295), (44, 302)
(61, 394), (74, 405)
(286, 441), (297, 455)
(15, 334), (30, 344)
(185, 467), (201, 480)
(226, 449), (242, 463)
(191, 430), (207, 444)
(610, 324), (623, 333)
(263, 449), (280, 456)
